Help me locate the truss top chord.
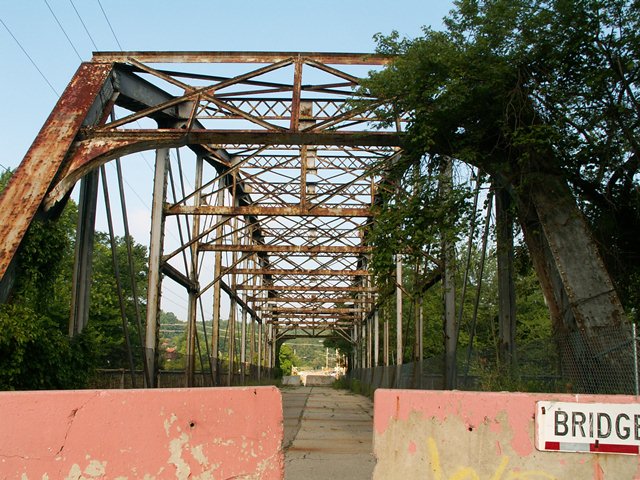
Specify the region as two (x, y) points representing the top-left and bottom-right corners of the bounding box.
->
(92, 51), (395, 65)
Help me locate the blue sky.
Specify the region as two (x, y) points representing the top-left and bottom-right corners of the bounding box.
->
(0, 0), (454, 317)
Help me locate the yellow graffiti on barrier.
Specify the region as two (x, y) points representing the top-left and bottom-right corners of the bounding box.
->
(426, 438), (557, 480)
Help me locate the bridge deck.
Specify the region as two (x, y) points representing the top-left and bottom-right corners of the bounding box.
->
(282, 386), (374, 479)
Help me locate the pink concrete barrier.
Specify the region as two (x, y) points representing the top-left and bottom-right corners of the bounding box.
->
(0, 386), (283, 479)
(373, 389), (640, 479)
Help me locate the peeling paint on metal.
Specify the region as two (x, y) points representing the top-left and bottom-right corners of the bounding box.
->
(0, 63), (114, 280)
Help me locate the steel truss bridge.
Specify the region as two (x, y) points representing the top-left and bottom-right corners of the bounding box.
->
(0, 51), (404, 387)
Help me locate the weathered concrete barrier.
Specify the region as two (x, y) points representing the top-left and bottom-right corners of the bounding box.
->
(0, 387), (283, 479)
(303, 375), (334, 386)
(373, 389), (640, 479)
(281, 375), (302, 386)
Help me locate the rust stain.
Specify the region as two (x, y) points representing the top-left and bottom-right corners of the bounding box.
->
(0, 63), (113, 280)
(92, 51), (394, 65)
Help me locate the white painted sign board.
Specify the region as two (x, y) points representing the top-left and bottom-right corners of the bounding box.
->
(536, 401), (640, 455)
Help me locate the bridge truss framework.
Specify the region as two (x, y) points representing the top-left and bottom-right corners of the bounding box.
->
(0, 51), (404, 387)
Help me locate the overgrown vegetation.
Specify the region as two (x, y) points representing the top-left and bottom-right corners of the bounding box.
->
(0, 170), (96, 389)
(356, 0), (640, 387)
(0, 169), (150, 389)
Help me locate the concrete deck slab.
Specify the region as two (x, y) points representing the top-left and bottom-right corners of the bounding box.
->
(282, 386), (374, 479)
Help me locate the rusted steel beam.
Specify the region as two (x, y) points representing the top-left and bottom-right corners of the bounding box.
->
(230, 268), (369, 276)
(268, 322), (355, 327)
(219, 280), (262, 324)
(248, 296), (374, 303)
(200, 244), (371, 254)
(0, 62), (114, 283)
(82, 129), (402, 147)
(235, 285), (376, 292)
(261, 310), (357, 316)
(258, 307), (364, 314)
(167, 205), (372, 218)
(45, 130), (399, 206)
(161, 262), (197, 293)
(264, 315), (357, 320)
(93, 51), (394, 65)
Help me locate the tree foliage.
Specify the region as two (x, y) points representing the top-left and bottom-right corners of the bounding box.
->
(89, 232), (148, 369)
(0, 168), (150, 389)
(363, 0), (640, 321)
(0, 172), (96, 389)
(278, 343), (298, 376)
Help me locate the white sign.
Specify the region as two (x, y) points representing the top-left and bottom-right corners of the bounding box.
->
(536, 401), (640, 455)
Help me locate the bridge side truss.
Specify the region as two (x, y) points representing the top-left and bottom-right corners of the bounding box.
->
(0, 51), (403, 386)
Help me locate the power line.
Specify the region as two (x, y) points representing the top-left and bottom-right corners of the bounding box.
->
(96, 0), (123, 51)
(0, 16), (59, 97)
(69, 0), (99, 51)
(43, 0), (83, 62)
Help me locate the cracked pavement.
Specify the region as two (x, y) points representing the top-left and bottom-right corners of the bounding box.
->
(282, 386), (375, 479)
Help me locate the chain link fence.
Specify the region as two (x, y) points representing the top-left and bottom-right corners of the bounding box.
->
(350, 324), (639, 395)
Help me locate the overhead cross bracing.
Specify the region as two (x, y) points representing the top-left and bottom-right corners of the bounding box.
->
(0, 51), (403, 387)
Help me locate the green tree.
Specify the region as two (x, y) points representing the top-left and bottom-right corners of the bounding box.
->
(89, 232), (148, 369)
(0, 168), (151, 389)
(363, 0), (637, 333)
(0, 170), (97, 389)
(278, 343), (298, 376)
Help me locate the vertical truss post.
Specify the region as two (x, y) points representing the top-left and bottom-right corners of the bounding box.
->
(414, 294), (420, 362)
(418, 298), (424, 361)
(367, 314), (373, 369)
(267, 324), (273, 370)
(248, 312), (255, 378)
(496, 185), (516, 370)
(228, 297), (236, 386)
(366, 274), (373, 368)
(300, 146), (308, 208)
(258, 321), (263, 380)
(442, 159), (457, 389)
(417, 297), (424, 389)
(145, 148), (169, 387)
(240, 268), (248, 384)
(185, 155), (203, 387)
(228, 216), (239, 386)
(352, 321), (358, 370)
(69, 170), (99, 336)
(290, 58), (303, 132)
(239, 228), (249, 383)
(384, 306), (389, 367)
(299, 101), (314, 209)
(272, 326), (278, 371)
(362, 282), (367, 369)
(396, 256), (403, 366)
(362, 319), (367, 369)
(249, 257), (256, 377)
(374, 310), (380, 367)
(211, 188), (225, 385)
(443, 240), (457, 389)
(245, 255), (260, 376)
